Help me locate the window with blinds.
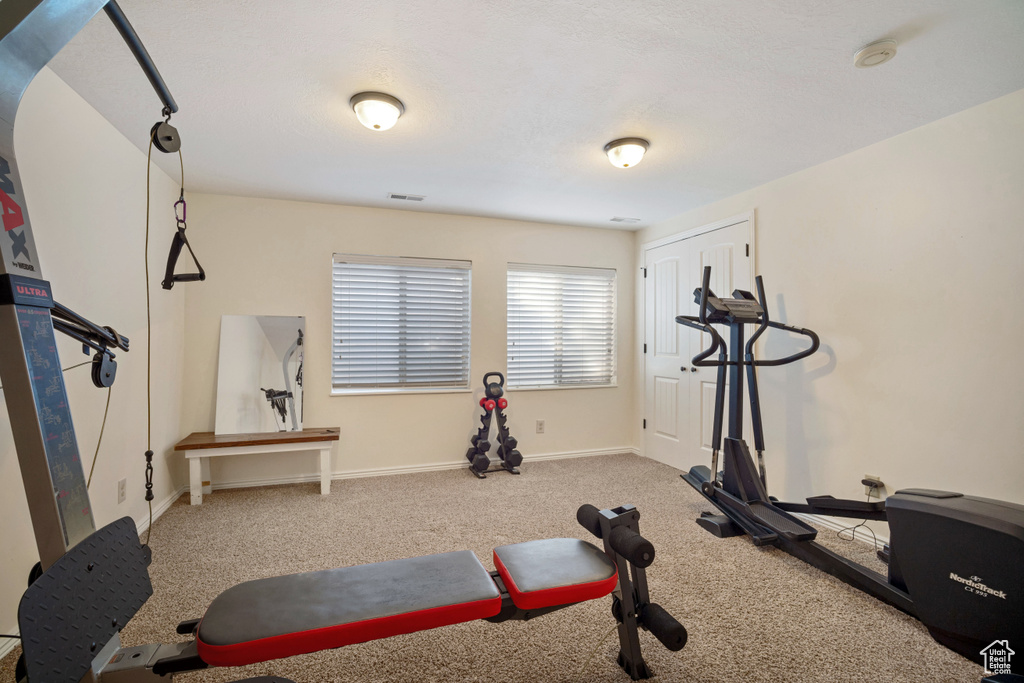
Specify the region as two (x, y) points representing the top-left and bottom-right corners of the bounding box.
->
(507, 264), (616, 388)
(332, 254), (472, 392)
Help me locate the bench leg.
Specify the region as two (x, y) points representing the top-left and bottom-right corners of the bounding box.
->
(190, 458), (203, 505)
(320, 447), (331, 495)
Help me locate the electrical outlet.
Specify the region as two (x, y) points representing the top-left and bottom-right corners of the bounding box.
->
(118, 478), (127, 504)
(536, 419), (545, 434)
(863, 474), (884, 497)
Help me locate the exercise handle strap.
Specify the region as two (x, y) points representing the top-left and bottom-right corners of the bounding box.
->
(161, 194), (205, 290)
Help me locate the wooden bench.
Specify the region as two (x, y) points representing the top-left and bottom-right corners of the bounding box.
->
(174, 428), (340, 505)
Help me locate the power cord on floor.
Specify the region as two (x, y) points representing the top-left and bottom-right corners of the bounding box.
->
(835, 490), (881, 553)
(573, 622), (619, 683)
(0, 634), (19, 640)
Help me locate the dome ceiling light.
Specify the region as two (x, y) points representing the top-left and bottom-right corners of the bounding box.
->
(604, 138), (649, 168)
(350, 92), (405, 131)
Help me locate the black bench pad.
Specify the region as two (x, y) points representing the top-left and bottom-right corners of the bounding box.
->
(197, 550), (500, 667)
(493, 538), (617, 610)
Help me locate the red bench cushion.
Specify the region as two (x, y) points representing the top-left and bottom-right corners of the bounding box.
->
(493, 538), (617, 610)
(197, 550), (501, 667)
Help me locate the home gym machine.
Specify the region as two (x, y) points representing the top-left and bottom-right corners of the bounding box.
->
(675, 266), (1024, 666)
(466, 371), (523, 477)
(2, 4), (688, 681)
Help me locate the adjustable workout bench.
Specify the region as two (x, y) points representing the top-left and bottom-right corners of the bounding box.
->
(19, 504), (686, 681)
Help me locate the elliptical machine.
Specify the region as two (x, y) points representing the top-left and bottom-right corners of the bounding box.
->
(676, 266), (1023, 666)
(466, 372), (523, 478)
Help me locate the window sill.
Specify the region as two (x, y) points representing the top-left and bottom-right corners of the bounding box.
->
(331, 386), (472, 397)
(506, 383), (618, 392)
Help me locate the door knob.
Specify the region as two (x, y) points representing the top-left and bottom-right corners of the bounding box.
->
(680, 366), (687, 372)
(690, 367), (697, 373)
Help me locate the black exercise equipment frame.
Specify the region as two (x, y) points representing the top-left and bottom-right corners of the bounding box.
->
(674, 266), (1024, 664)
(676, 267), (913, 611)
(19, 505), (686, 681)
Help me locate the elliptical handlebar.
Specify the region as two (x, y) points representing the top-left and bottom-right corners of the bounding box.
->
(741, 274), (818, 365)
(698, 265), (712, 324)
(673, 265), (726, 367)
(752, 322), (819, 366)
(744, 275), (770, 358)
(677, 269), (818, 369)
(674, 315), (726, 366)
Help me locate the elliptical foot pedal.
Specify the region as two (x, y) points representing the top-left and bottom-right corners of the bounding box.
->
(745, 501), (817, 542)
(696, 512), (742, 539)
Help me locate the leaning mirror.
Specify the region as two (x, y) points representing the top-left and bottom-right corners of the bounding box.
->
(215, 315), (304, 434)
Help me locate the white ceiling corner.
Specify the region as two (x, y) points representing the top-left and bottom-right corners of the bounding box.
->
(44, 0), (1024, 230)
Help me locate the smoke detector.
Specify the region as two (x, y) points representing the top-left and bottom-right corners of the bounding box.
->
(854, 39), (898, 68)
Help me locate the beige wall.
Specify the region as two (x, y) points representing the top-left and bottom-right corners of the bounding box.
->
(5, 62), (1021, 650)
(181, 195), (636, 484)
(637, 88), (1024, 507)
(0, 68), (185, 642)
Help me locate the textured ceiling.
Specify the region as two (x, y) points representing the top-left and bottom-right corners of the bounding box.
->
(45, 0), (1024, 230)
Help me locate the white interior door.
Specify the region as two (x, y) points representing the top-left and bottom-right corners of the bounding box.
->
(643, 245), (688, 469)
(685, 225), (751, 468)
(643, 217), (751, 471)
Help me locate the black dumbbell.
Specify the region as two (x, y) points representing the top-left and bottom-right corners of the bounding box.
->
(471, 453), (490, 473)
(504, 449), (523, 468)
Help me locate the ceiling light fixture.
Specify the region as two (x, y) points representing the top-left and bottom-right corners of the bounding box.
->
(604, 138), (649, 168)
(853, 39), (898, 69)
(350, 92), (405, 131)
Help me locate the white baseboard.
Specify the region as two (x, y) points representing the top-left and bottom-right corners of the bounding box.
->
(0, 634), (18, 664)
(524, 446), (639, 462)
(136, 483), (189, 536)
(210, 447), (639, 492)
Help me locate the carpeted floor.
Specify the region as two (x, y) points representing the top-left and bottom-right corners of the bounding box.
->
(1, 454), (982, 682)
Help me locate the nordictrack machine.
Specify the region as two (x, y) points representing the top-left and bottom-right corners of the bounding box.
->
(676, 266), (1024, 666)
(466, 372), (523, 478)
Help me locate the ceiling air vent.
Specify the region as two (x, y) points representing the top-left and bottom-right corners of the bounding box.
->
(387, 193), (426, 202)
(610, 216), (641, 224)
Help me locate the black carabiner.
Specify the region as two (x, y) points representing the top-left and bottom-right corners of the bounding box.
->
(174, 191), (186, 226)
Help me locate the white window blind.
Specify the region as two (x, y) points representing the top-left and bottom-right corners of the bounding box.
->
(507, 264), (616, 388)
(332, 254), (471, 391)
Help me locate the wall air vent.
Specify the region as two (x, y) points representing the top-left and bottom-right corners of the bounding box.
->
(610, 216), (641, 224)
(387, 193), (426, 202)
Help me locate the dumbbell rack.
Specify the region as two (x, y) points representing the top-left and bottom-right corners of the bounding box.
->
(466, 373), (523, 478)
